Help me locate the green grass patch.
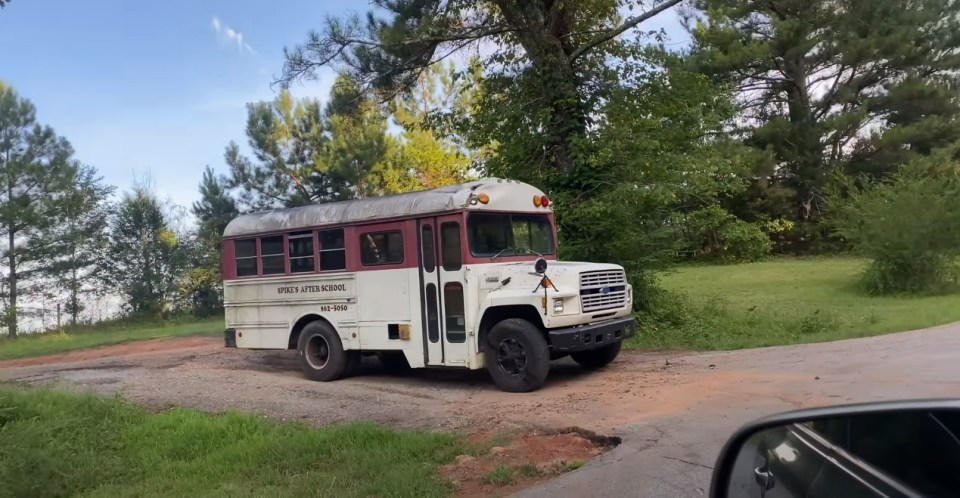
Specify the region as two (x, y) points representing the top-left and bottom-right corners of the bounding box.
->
(0, 385), (461, 498)
(629, 258), (960, 350)
(0, 317), (222, 360)
(481, 465), (516, 486)
(516, 463), (542, 478)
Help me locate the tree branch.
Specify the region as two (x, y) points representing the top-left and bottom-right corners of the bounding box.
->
(570, 0), (683, 62)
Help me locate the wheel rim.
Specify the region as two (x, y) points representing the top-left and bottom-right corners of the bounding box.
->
(305, 335), (330, 369)
(496, 338), (527, 377)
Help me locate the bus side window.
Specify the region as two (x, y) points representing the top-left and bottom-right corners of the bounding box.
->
(422, 225), (435, 273)
(444, 282), (465, 343)
(288, 231), (315, 273)
(441, 222), (461, 271)
(318, 229), (346, 271)
(235, 238), (258, 277)
(360, 231), (403, 266)
(261, 236), (285, 275)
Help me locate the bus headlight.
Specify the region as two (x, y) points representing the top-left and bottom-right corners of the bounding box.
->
(553, 298), (564, 313)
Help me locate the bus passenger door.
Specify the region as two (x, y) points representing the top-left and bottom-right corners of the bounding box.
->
(418, 215), (469, 366)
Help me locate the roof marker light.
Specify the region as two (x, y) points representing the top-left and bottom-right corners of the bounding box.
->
(477, 193), (490, 204)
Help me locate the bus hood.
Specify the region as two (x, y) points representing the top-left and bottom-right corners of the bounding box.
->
(475, 260), (626, 294)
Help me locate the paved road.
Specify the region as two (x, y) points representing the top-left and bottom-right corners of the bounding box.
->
(518, 322), (960, 498)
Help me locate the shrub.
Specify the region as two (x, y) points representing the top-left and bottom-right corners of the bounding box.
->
(830, 167), (960, 295)
(680, 205), (772, 262)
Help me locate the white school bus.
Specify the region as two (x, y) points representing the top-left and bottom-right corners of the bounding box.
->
(221, 178), (635, 392)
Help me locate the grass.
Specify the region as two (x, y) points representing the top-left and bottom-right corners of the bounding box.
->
(0, 317), (222, 360)
(628, 257), (960, 351)
(481, 465), (516, 486)
(0, 385), (462, 498)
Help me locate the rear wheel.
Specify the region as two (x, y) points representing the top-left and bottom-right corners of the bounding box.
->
(486, 318), (550, 392)
(297, 321), (348, 382)
(571, 342), (621, 370)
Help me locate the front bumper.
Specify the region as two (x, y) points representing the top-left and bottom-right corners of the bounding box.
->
(547, 316), (635, 353)
(224, 328), (237, 348)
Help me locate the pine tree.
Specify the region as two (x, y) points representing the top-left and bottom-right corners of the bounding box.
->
(186, 166), (239, 313)
(103, 185), (185, 317)
(691, 0), (960, 223)
(222, 90), (328, 210)
(36, 164), (114, 325)
(0, 85), (78, 337)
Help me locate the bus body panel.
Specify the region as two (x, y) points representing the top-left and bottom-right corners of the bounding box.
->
(225, 273), (359, 349)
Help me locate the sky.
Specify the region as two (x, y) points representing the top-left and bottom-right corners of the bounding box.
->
(0, 1), (686, 211)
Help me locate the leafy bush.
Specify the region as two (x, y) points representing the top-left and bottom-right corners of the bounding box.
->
(680, 205), (772, 262)
(830, 168), (960, 295)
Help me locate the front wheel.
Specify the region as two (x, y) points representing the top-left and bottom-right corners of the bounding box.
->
(570, 342), (621, 370)
(297, 321), (348, 382)
(486, 318), (550, 392)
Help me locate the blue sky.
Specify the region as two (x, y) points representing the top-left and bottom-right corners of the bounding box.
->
(0, 1), (685, 211)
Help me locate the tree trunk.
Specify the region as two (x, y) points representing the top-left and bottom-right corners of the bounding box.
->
(784, 59), (822, 220)
(492, 0), (584, 174)
(7, 229), (16, 338)
(70, 264), (79, 325)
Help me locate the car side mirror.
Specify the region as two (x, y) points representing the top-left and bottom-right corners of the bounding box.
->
(710, 400), (960, 498)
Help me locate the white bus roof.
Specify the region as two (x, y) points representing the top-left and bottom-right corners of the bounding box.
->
(222, 178), (549, 238)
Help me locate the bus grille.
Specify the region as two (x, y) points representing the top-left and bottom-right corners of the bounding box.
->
(579, 270), (627, 313)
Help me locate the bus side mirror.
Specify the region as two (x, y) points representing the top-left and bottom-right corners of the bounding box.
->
(534, 258), (547, 274)
(709, 400), (960, 498)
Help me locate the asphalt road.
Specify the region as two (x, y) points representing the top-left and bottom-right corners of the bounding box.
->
(518, 322), (960, 498)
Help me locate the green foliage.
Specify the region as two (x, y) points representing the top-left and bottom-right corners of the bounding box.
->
(384, 63), (472, 193)
(0, 84), (81, 337)
(187, 166), (239, 314)
(533, 49), (749, 308)
(222, 90), (328, 210)
(103, 185), (188, 317)
(679, 205), (772, 262)
(692, 0), (960, 247)
(35, 164), (114, 324)
(0, 386), (461, 498)
(830, 166), (960, 294)
(632, 258), (960, 351)
(222, 78), (403, 209)
(280, 0), (682, 176)
(321, 75), (401, 199)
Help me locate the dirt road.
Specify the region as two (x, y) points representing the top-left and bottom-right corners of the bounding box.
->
(4, 323), (959, 497)
(0, 336), (709, 433)
(520, 321), (960, 498)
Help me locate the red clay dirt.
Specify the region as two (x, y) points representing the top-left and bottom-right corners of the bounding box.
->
(442, 430), (610, 498)
(0, 336), (214, 369)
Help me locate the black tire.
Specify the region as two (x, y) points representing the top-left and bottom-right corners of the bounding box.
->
(378, 352), (411, 372)
(297, 321), (348, 382)
(570, 342), (621, 370)
(486, 318), (550, 392)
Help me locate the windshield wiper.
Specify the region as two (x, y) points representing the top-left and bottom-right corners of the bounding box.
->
(490, 247), (516, 260)
(519, 247), (544, 258)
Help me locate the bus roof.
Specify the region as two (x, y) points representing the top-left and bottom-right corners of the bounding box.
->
(222, 178), (549, 238)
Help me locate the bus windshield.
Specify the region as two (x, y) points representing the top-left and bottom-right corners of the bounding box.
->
(467, 213), (556, 257)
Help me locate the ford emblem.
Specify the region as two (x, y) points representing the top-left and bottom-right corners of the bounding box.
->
(600, 286), (611, 295)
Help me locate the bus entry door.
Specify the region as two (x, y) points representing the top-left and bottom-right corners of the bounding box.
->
(417, 215), (468, 366)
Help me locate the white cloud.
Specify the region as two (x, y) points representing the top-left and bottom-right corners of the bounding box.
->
(211, 16), (256, 54)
